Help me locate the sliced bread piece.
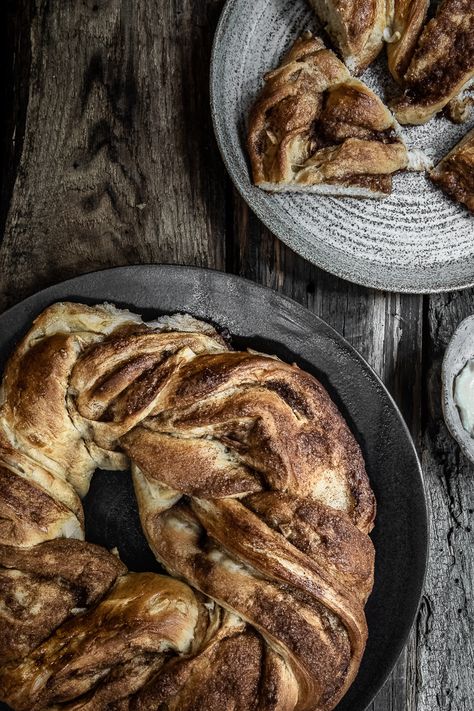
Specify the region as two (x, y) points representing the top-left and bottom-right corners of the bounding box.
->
(392, 0), (474, 124)
(308, 0), (392, 74)
(247, 33), (411, 198)
(385, 0), (429, 84)
(430, 128), (474, 213)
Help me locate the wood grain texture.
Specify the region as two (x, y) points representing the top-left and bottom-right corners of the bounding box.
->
(0, 0), (32, 241)
(0, 1), (472, 710)
(0, 0), (226, 311)
(418, 290), (474, 711)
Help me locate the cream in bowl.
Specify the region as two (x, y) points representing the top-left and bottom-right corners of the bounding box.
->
(454, 360), (474, 437)
(442, 315), (474, 465)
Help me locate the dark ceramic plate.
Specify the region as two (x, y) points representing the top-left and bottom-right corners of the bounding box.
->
(0, 266), (428, 711)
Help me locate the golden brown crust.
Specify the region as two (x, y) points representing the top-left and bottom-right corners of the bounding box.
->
(0, 332), (97, 495)
(392, 0), (474, 124)
(0, 573), (203, 711)
(131, 614), (295, 711)
(386, 0), (429, 84)
(245, 492), (375, 603)
(0, 434), (84, 548)
(0, 302), (376, 711)
(0, 302), (147, 493)
(309, 0), (391, 74)
(430, 128), (474, 212)
(0, 539), (126, 664)
(136, 501), (360, 711)
(247, 34), (408, 196)
(0, 464), (80, 548)
(122, 350), (375, 530)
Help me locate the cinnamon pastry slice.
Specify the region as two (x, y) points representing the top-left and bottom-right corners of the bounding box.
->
(430, 128), (474, 213)
(247, 33), (411, 198)
(308, 0), (391, 74)
(386, 0), (429, 84)
(392, 0), (474, 124)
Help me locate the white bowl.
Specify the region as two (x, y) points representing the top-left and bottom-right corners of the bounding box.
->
(442, 315), (474, 465)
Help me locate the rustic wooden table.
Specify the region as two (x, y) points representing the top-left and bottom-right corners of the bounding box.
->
(0, 2), (472, 709)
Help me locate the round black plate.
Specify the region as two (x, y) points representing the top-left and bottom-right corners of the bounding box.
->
(0, 266), (428, 711)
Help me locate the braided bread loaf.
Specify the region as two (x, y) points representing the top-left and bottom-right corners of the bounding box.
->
(0, 302), (375, 711)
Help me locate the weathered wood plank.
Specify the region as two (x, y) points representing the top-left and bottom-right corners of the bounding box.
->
(230, 196), (424, 711)
(416, 290), (474, 711)
(0, 0), (227, 311)
(0, 0), (32, 239)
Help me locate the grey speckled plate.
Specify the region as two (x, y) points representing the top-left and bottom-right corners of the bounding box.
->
(210, 0), (474, 293)
(0, 266), (427, 711)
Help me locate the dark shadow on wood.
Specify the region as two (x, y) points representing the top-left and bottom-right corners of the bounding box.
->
(0, 0), (33, 245)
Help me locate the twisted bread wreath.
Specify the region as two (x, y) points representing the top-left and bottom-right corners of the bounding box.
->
(0, 302), (375, 711)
